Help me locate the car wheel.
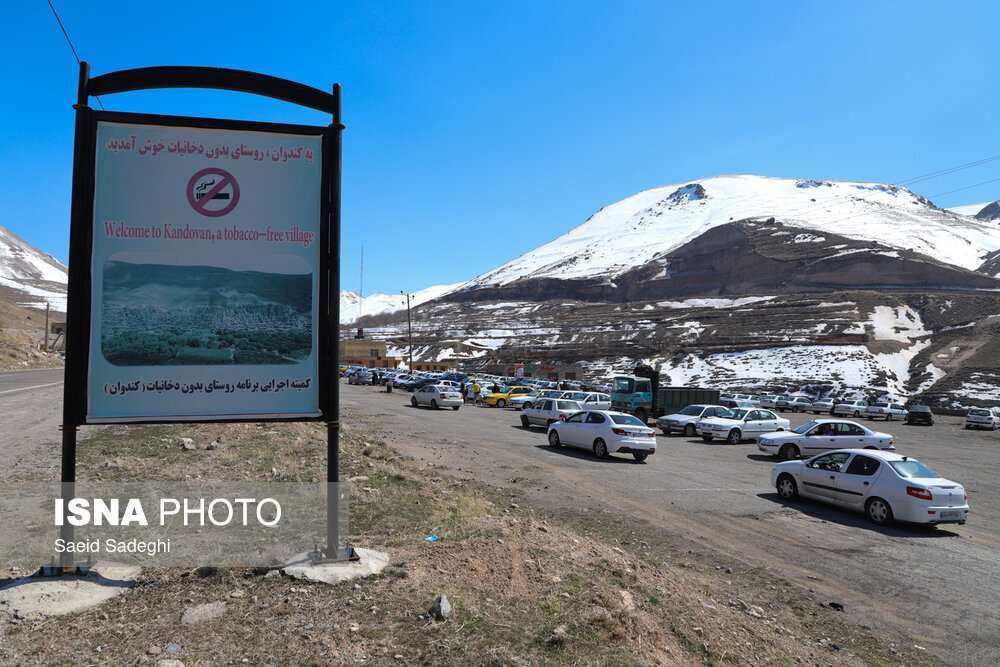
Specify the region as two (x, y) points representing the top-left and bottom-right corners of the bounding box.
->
(411, 397), (418, 407)
(779, 444), (799, 460)
(431, 399), (438, 409)
(813, 411), (820, 415)
(452, 406), (460, 411)
(701, 435), (714, 442)
(548, 430), (561, 448)
(865, 497), (893, 525)
(593, 439), (609, 458)
(632, 452), (648, 462)
(726, 429), (741, 445)
(497, 399), (506, 408)
(684, 424), (696, 437)
(776, 474), (798, 500)
(853, 410), (861, 418)
(522, 402), (532, 410)
(660, 429), (671, 436)
(520, 416), (530, 428)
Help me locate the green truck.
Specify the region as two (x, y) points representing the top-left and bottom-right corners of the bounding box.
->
(610, 365), (719, 423)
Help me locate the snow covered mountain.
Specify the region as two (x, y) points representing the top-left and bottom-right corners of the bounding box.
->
(0, 225), (68, 312)
(461, 175), (1000, 290)
(339, 283), (463, 324)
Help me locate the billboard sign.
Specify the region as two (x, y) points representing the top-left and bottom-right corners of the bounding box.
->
(87, 120), (324, 422)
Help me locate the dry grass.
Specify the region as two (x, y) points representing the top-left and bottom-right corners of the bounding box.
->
(1, 421), (938, 666)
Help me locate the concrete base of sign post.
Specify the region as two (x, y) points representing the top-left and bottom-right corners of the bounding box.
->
(0, 563), (141, 620)
(281, 548), (389, 584)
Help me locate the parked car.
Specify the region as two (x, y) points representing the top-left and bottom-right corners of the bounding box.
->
(510, 389), (562, 410)
(810, 399), (835, 414)
(719, 398), (755, 410)
(546, 410), (656, 461)
(484, 386), (535, 408)
(783, 397), (814, 413)
(904, 405), (934, 426)
(772, 449), (969, 526)
(697, 408), (790, 444)
(774, 396), (794, 410)
(833, 399), (868, 417)
(864, 402), (908, 421)
(348, 370), (373, 385)
(760, 395), (780, 409)
(757, 419), (894, 460)
(656, 404), (729, 436)
(520, 399), (583, 428)
(559, 391), (612, 410)
(410, 384), (463, 410)
(964, 407), (1000, 430)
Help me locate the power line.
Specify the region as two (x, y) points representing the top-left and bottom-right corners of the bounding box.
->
(930, 176), (1000, 199)
(893, 154), (1000, 187)
(46, 0), (104, 111)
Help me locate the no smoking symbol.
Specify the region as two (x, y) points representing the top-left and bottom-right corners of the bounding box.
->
(187, 167), (240, 217)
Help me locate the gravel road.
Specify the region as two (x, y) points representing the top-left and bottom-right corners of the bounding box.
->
(342, 382), (1000, 666)
(0, 368), (64, 479)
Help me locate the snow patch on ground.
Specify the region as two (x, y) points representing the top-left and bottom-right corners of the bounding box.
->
(793, 233), (826, 243)
(656, 296), (776, 309)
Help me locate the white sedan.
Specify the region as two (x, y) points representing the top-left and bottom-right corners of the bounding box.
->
(757, 419), (894, 460)
(833, 400), (868, 417)
(546, 410), (656, 461)
(509, 389), (562, 410)
(864, 402), (908, 421)
(520, 399), (583, 429)
(556, 391), (611, 410)
(772, 449), (969, 526)
(411, 384), (463, 410)
(697, 408), (790, 444)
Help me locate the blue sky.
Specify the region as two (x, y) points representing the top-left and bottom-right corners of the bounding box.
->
(4, 1), (1000, 296)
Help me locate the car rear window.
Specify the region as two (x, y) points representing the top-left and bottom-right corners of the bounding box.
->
(610, 414), (645, 426)
(889, 460), (940, 479)
(969, 409), (990, 416)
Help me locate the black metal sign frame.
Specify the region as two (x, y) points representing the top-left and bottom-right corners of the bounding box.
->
(59, 63), (347, 567)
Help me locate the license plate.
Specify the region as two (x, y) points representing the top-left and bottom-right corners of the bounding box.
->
(940, 511), (962, 520)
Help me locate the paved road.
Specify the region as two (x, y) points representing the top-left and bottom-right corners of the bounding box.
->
(0, 368), (64, 480)
(342, 383), (1000, 666)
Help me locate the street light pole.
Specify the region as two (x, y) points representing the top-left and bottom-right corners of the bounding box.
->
(401, 291), (413, 371)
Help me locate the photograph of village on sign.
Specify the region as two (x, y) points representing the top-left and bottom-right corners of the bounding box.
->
(100, 256), (313, 366)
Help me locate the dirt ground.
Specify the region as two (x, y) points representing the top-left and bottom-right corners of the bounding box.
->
(0, 388), (940, 665)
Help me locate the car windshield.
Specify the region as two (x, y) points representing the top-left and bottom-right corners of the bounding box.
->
(679, 405), (704, 416)
(890, 459), (940, 479)
(610, 414), (645, 426)
(792, 420), (819, 434)
(613, 377), (634, 393)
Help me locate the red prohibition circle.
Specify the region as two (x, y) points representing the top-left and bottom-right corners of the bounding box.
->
(187, 167), (240, 217)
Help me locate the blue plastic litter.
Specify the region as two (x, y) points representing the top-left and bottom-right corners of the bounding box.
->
(425, 535), (438, 541)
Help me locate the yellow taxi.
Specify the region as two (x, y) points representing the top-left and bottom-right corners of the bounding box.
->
(483, 386), (534, 408)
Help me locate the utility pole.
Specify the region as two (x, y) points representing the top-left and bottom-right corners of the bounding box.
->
(401, 290), (413, 371)
(44, 303), (50, 350)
